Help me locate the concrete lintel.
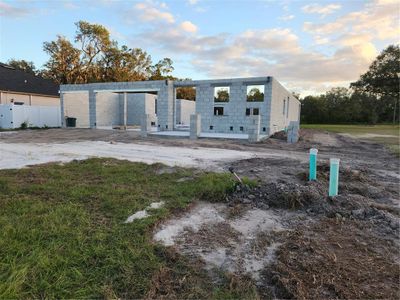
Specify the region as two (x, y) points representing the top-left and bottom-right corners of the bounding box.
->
(93, 88), (160, 93)
(60, 90), (89, 94)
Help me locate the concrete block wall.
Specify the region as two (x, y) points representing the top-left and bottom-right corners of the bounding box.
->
(269, 78), (301, 134)
(126, 93), (157, 126)
(144, 94), (157, 126)
(176, 99), (195, 125)
(157, 81), (173, 130)
(194, 78), (271, 134)
(190, 114), (201, 139)
(60, 80), (172, 130)
(95, 92), (120, 127)
(60, 76), (298, 135)
(127, 94), (147, 126)
(61, 91), (89, 128)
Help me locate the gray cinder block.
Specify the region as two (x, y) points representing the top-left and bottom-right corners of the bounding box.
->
(190, 114), (201, 139)
(248, 115), (261, 142)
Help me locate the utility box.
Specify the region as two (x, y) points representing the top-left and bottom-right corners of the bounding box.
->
(0, 104), (61, 129)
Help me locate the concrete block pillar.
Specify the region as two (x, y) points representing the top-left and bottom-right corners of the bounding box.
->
(190, 114), (201, 139)
(141, 114), (151, 137)
(89, 89), (97, 128)
(123, 92), (127, 130)
(60, 92), (65, 127)
(248, 115), (261, 142)
(157, 81), (174, 131)
(287, 121), (300, 143)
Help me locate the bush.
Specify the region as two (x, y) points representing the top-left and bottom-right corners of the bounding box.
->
(20, 121), (28, 130)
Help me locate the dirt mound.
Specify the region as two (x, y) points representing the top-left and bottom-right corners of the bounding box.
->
(227, 161), (400, 238)
(229, 181), (326, 210)
(262, 218), (400, 299)
(270, 130), (287, 140)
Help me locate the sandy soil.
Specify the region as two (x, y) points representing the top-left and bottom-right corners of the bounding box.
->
(1, 128), (399, 298)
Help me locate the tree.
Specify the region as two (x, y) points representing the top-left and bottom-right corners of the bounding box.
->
(101, 45), (152, 82)
(351, 45), (399, 124)
(351, 45), (400, 98)
(42, 20), (176, 84)
(350, 92), (379, 124)
(247, 87), (264, 101)
(42, 35), (81, 84)
(75, 21), (112, 82)
(176, 87), (196, 100)
(215, 89), (229, 102)
(149, 58), (174, 80)
(7, 59), (36, 75)
(300, 95), (328, 124)
(324, 87), (353, 123)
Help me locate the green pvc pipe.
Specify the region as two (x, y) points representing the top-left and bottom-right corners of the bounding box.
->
(329, 158), (340, 197)
(309, 148), (318, 181)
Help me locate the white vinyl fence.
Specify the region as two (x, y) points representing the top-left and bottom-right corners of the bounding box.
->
(0, 104), (61, 129)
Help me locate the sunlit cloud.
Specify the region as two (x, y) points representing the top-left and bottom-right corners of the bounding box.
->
(180, 21), (198, 33)
(0, 0), (31, 17)
(129, 0), (398, 95)
(134, 2), (175, 23)
(279, 14), (294, 21)
(302, 3), (341, 17)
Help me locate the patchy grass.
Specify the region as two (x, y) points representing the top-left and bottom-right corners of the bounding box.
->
(0, 158), (256, 299)
(302, 124), (400, 155)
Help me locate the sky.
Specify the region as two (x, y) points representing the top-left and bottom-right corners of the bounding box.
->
(0, 0), (399, 96)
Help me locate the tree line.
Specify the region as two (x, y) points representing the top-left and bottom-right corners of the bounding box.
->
(300, 45), (399, 124)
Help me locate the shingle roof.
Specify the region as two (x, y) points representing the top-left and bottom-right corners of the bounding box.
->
(0, 63), (59, 96)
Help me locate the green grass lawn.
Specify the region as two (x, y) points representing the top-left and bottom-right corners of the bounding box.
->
(301, 124), (400, 155)
(0, 159), (256, 299)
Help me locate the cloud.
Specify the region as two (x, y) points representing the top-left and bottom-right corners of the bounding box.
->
(195, 6), (207, 13)
(187, 0), (199, 5)
(129, 0), (398, 95)
(180, 21), (198, 33)
(63, 1), (80, 10)
(303, 21), (343, 34)
(134, 2), (175, 23)
(302, 3), (341, 17)
(304, 0), (399, 45)
(0, 0), (30, 17)
(279, 14), (294, 21)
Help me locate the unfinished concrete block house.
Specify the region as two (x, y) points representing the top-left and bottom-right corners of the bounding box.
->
(60, 76), (300, 139)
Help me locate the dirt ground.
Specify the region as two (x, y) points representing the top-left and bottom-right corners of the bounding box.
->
(1, 128), (399, 298)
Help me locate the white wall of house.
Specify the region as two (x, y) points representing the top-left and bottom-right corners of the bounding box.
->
(269, 78), (301, 134)
(0, 104), (61, 129)
(0, 91), (59, 106)
(175, 99), (195, 125)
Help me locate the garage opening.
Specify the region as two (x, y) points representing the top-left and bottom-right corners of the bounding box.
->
(96, 91), (158, 131)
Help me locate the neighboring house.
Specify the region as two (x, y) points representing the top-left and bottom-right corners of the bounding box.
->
(0, 63), (59, 106)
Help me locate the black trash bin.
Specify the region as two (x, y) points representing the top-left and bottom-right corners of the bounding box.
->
(66, 117), (77, 127)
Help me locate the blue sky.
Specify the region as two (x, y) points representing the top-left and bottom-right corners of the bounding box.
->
(0, 0), (398, 95)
